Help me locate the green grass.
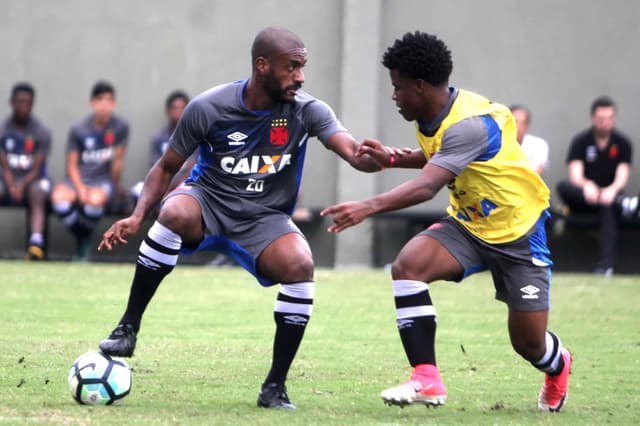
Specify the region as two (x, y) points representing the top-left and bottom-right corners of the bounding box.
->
(1, 261), (638, 425)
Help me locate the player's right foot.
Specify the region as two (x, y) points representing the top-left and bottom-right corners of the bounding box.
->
(381, 365), (447, 407)
(99, 323), (137, 357)
(538, 348), (572, 412)
(617, 194), (639, 220)
(257, 382), (296, 410)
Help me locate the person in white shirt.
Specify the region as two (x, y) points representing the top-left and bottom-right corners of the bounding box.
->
(510, 105), (549, 176)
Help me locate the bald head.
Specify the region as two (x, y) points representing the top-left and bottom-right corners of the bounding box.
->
(251, 27), (306, 65)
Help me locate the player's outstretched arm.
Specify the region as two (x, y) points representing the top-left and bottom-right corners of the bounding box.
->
(325, 132), (386, 172)
(98, 148), (186, 251)
(357, 139), (426, 169)
(321, 163), (454, 232)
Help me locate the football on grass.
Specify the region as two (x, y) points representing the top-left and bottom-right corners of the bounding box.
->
(68, 351), (132, 405)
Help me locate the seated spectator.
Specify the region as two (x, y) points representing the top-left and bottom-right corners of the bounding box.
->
(51, 80), (129, 260)
(557, 96), (634, 276)
(510, 104), (549, 176)
(0, 82), (53, 260)
(131, 90), (194, 203)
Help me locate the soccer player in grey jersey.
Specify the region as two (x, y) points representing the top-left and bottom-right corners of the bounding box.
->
(0, 82), (52, 260)
(97, 27), (386, 410)
(130, 90), (195, 204)
(51, 81), (129, 260)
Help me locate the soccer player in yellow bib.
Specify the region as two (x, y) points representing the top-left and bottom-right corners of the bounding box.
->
(321, 31), (571, 412)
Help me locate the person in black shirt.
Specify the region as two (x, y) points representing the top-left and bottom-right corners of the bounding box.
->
(557, 96), (633, 275)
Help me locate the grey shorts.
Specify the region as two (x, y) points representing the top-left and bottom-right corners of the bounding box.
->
(0, 176), (52, 205)
(165, 185), (304, 287)
(422, 212), (553, 311)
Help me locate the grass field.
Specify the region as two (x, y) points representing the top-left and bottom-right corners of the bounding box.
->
(1, 260), (638, 425)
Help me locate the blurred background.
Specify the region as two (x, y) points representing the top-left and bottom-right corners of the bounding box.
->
(1, 0), (638, 268)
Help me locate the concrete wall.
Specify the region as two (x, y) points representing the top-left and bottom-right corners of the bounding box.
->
(1, 0), (638, 267)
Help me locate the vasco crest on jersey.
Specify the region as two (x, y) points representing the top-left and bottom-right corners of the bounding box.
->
(270, 118), (288, 146)
(104, 129), (115, 146)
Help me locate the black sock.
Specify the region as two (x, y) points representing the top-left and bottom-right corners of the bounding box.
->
(393, 279), (437, 366)
(71, 204), (103, 239)
(118, 222), (181, 332)
(264, 282), (314, 386)
(69, 215), (95, 240)
(532, 331), (565, 375)
(53, 201), (84, 237)
(119, 262), (173, 331)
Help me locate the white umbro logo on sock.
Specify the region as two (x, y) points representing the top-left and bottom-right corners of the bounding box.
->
(137, 256), (160, 271)
(520, 285), (540, 299)
(283, 315), (308, 326)
(396, 319), (414, 330)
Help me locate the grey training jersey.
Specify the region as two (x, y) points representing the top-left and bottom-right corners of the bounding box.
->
(0, 115), (52, 178)
(170, 80), (347, 218)
(66, 114), (129, 181)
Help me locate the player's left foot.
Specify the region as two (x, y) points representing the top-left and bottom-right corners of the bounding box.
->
(99, 323), (137, 357)
(381, 364), (447, 407)
(257, 382), (296, 410)
(538, 348), (572, 412)
(25, 245), (45, 261)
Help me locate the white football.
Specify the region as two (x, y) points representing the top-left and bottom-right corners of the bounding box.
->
(68, 351), (132, 405)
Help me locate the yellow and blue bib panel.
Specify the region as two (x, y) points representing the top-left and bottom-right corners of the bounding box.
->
(416, 88), (550, 244)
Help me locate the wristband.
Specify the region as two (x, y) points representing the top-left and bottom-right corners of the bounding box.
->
(389, 153), (396, 168)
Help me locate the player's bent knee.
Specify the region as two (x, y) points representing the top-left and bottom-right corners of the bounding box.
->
(268, 253), (314, 283)
(86, 191), (108, 206)
(390, 255), (425, 281)
(51, 188), (74, 204)
(157, 207), (202, 241)
(283, 255), (314, 283)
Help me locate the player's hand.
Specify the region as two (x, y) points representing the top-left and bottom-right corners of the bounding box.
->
(9, 184), (23, 203)
(356, 139), (390, 166)
(599, 187), (618, 205)
(357, 139), (412, 168)
(321, 201), (375, 233)
(77, 185), (89, 205)
(98, 216), (143, 251)
(582, 181), (600, 205)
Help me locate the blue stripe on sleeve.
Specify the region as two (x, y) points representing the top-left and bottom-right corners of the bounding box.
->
(476, 115), (502, 162)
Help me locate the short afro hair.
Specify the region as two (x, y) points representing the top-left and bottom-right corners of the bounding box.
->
(382, 31), (453, 86)
(11, 82), (35, 101)
(165, 90), (190, 110)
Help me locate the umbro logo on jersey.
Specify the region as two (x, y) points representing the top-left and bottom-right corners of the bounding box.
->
(283, 315), (308, 326)
(84, 137), (96, 150)
(520, 285), (540, 299)
(227, 131), (248, 146)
